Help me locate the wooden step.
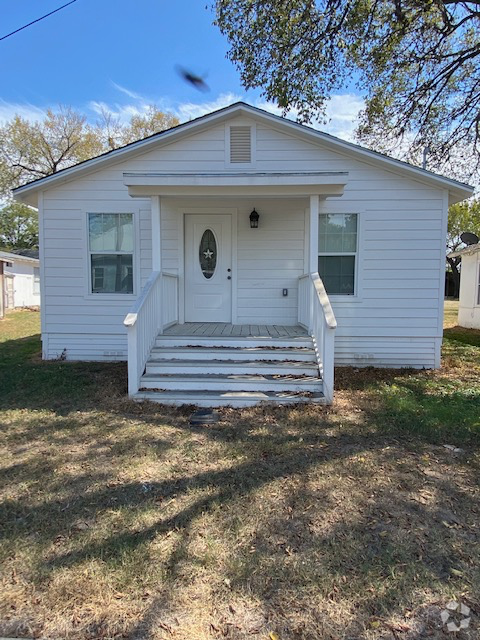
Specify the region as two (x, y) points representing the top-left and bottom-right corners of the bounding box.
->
(133, 389), (326, 408)
(145, 358), (318, 376)
(155, 335), (313, 349)
(149, 346), (316, 362)
(140, 373), (323, 393)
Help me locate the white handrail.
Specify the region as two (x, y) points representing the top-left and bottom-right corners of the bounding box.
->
(310, 272), (337, 330)
(298, 272), (337, 404)
(124, 271), (161, 327)
(124, 271), (178, 396)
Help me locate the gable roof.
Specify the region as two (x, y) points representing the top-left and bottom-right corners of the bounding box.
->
(0, 249), (39, 265)
(12, 102), (474, 205)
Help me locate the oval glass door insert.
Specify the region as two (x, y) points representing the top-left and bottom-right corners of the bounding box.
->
(199, 229), (217, 279)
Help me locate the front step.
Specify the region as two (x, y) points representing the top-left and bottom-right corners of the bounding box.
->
(135, 389), (326, 408)
(141, 373), (321, 392)
(155, 335), (313, 349)
(145, 358), (318, 376)
(135, 332), (323, 407)
(149, 346), (316, 362)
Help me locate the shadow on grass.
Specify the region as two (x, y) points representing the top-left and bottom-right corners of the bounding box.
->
(1, 330), (480, 637)
(1, 401), (479, 639)
(0, 333), (127, 412)
(444, 325), (480, 348)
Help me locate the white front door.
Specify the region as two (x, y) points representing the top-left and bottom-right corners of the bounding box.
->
(184, 214), (232, 322)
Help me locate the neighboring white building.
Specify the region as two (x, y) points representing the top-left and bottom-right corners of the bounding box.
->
(0, 250), (40, 309)
(12, 103), (474, 406)
(448, 243), (480, 329)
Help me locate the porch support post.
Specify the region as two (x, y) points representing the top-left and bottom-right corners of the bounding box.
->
(151, 195), (163, 335)
(151, 195), (162, 272)
(309, 194), (319, 274)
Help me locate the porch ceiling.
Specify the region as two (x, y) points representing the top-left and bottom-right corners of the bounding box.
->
(123, 171), (348, 198)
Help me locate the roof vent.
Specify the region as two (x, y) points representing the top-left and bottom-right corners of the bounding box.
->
(230, 126), (251, 163)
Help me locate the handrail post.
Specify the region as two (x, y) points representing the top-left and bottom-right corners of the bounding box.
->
(298, 271), (337, 404)
(322, 326), (335, 404)
(127, 322), (139, 395)
(158, 272), (164, 336)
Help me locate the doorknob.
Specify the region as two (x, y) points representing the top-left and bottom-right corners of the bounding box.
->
(227, 275), (232, 280)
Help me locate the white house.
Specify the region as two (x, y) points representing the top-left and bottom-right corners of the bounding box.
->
(12, 103), (473, 406)
(0, 249), (40, 310)
(448, 243), (480, 329)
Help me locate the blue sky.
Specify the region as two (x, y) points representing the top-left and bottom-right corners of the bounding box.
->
(1, 0), (363, 139)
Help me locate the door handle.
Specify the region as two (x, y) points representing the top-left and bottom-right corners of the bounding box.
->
(227, 276), (231, 280)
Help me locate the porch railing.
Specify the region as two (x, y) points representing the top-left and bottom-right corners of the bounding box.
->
(162, 272), (178, 328)
(124, 271), (179, 396)
(298, 272), (337, 404)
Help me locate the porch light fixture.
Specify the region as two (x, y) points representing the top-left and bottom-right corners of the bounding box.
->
(249, 208), (259, 228)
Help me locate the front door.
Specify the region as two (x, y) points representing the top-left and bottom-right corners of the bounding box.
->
(184, 214), (232, 322)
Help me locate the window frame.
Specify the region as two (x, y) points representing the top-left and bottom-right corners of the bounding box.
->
(33, 266), (40, 295)
(317, 207), (363, 301)
(476, 259), (480, 306)
(84, 207), (139, 300)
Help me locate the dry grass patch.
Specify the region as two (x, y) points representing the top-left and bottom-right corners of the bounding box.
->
(0, 306), (479, 639)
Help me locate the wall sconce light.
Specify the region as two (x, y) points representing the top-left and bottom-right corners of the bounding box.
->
(249, 208), (259, 229)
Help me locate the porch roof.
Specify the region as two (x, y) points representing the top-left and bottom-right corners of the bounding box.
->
(123, 171), (348, 198)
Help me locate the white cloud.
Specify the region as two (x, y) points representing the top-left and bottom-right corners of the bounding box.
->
(0, 99), (46, 125)
(174, 92), (243, 121)
(111, 82), (145, 101)
(88, 99), (150, 123)
(0, 85), (365, 144)
(324, 94), (365, 141)
(255, 94), (364, 141)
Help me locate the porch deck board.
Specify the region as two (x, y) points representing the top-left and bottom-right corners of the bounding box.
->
(163, 323), (309, 338)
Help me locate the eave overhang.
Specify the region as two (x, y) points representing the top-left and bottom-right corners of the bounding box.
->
(123, 171), (349, 198)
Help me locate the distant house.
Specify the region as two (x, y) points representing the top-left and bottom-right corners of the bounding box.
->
(448, 243), (480, 329)
(12, 102), (474, 406)
(0, 250), (40, 310)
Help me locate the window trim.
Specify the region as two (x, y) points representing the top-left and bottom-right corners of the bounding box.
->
(33, 266), (40, 295)
(317, 205), (364, 302)
(83, 206), (140, 301)
(476, 259), (480, 306)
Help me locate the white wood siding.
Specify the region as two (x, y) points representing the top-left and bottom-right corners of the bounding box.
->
(41, 116), (447, 367)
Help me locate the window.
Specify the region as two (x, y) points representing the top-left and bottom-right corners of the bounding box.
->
(199, 229), (217, 279)
(33, 267), (40, 295)
(318, 213), (358, 295)
(88, 213), (134, 294)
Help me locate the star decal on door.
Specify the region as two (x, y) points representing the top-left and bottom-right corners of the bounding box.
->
(203, 249), (214, 259)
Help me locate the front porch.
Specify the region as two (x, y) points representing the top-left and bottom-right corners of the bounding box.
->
(163, 322), (309, 338)
(124, 270), (336, 406)
(123, 174), (340, 406)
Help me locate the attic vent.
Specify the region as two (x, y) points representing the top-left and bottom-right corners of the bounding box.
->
(230, 126), (251, 163)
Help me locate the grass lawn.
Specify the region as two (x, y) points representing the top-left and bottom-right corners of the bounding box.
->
(0, 306), (479, 639)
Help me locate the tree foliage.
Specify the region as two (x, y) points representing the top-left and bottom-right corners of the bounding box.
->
(447, 198), (480, 295)
(0, 107), (103, 196)
(448, 199), (480, 252)
(215, 0), (480, 177)
(0, 202), (38, 250)
(0, 105), (179, 196)
(95, 105), (179, 150)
